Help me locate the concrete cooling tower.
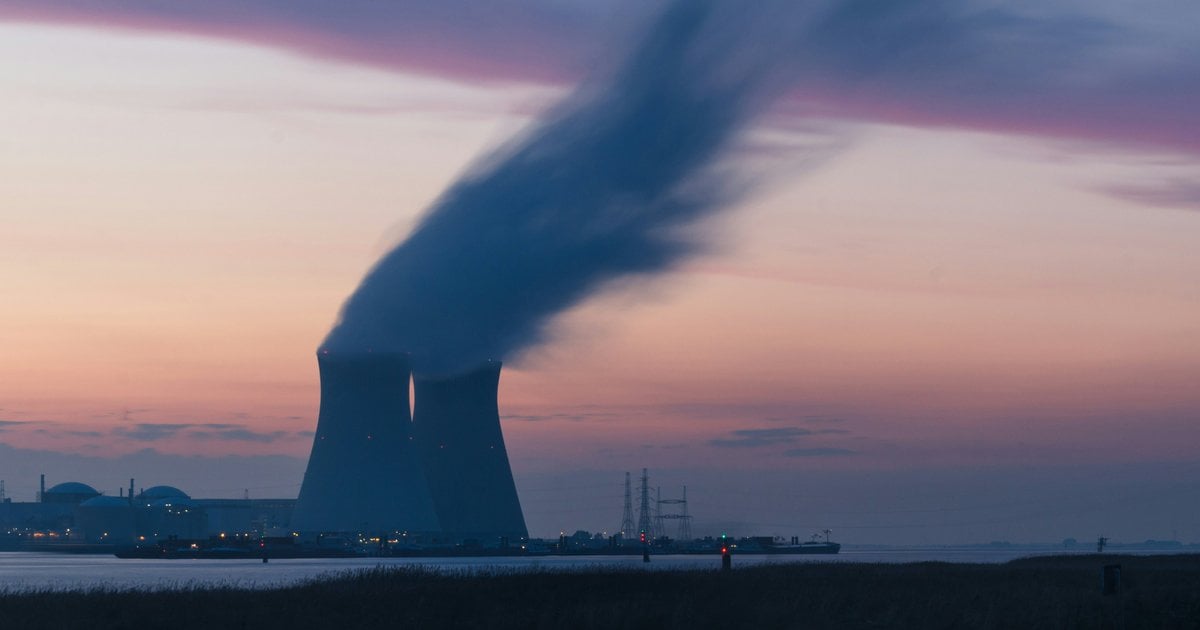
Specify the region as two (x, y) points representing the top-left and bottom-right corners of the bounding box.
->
(293, 350), (440, 533)
(413, 361), (528, 542)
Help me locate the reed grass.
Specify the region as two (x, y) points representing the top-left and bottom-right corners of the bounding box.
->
(1, 554), (1196, 629)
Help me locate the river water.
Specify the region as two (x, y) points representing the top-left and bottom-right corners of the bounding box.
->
(0, 548), (1184, 592)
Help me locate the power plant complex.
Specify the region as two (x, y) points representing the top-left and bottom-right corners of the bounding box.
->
(293, 350), (527, 544)
(0, 351), (528, 552)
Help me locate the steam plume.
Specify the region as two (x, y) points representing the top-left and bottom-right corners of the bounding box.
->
(324, 0), (801, 374)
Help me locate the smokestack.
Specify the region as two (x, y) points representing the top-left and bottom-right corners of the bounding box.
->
(39, 474), (45, 503)
(413, 361), (527, 541)
(293, 350), (439, 533)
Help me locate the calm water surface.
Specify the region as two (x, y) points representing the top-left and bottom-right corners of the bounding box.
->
(0, 548), (1177, 591)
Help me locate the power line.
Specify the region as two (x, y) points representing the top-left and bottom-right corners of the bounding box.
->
(657, 485), (692, 541)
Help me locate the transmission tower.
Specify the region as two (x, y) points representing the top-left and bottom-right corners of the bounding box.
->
(656, 485), (693, 542)
(637, 468), (653, 540)
(619, 472), (635, 537)
(0, 480), (5, 502)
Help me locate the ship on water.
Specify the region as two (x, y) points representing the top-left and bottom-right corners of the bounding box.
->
(744, 530), (841, 555)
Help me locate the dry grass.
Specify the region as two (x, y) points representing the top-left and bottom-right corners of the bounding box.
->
(1, 554), (1197, 629)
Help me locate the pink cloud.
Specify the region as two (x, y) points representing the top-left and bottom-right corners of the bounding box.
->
(0, 0), (598, 83)
(3, 1), (1197, 157)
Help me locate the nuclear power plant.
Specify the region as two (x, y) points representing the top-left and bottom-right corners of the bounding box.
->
(293, 351), (527, 543)
(285, 0), (774, 548)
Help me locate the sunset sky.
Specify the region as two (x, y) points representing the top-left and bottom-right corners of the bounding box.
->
(1, 1), (1197, 544)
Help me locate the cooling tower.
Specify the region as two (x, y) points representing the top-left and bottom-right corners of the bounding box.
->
(413, 361), (528, 542)
(293, 350), (440, 533)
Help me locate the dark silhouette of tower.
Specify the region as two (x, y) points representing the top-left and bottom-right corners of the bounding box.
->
(412, 360), (527, 542)
(637, 468), (652, 539)
(620, 471), (635, 537)
(293, 350), (439, 533)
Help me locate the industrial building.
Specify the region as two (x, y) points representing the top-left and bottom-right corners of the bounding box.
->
(0, 476), (294, 547)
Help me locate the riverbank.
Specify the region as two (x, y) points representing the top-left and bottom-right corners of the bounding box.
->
(1, 554), (1196, 628)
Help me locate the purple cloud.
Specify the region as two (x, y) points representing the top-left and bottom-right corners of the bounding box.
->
(112, 423), (197, 442)
(110, 422), (295, 443)
(1105, 178), (1200, 211)
(0, 0), (601, 83)
(2, 1), (1196, 155)
(188, 428), (295, 444)
(783, 447), (855, 457)
(710, 427), (816, 448)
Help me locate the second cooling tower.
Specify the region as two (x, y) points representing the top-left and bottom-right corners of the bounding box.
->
(413, 361), (528, 542)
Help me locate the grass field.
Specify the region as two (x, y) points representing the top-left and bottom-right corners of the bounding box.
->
(1, 554), (1197, 629)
